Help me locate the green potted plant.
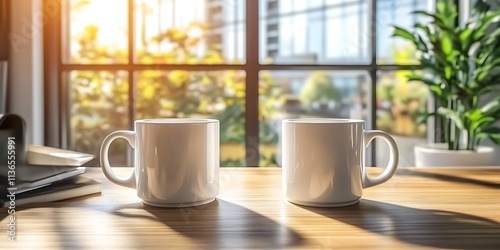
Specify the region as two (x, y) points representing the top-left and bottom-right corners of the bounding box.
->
(392, 0), (500, 166)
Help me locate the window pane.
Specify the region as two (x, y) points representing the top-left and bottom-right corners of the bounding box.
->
(66, 0), (128, 64)
(68, 71), (130, 166)
(135, 70), (246, 167)
(376, 70), (428, 167)
(135, 0), (246, 64)
(376, 71), (428, 137)
(260, 0), (369, 64)
(259, 70), (370, 166)
(376, 0), (432, 64)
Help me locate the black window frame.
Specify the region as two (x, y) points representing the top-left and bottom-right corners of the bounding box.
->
(43, 0), (440, 166)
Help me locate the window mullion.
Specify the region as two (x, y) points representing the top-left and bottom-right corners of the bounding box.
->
(128, 0), (135, 130)
(370, 0), (377, 165)
(245, 0), (260, 167)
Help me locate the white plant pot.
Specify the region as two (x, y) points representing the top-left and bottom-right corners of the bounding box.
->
(414, 143), (495, 167)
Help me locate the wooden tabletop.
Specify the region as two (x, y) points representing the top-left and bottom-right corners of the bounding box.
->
(1, 167), (500, 249)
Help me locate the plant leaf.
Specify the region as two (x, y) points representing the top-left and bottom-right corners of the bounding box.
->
(442, 33), (453, 54)
(437, 107), (465, 130)
(478, 127), (500, 145)
(474, 10), (500, 40)
(472, 0), (490, 15)
(484, 28), (500, 46)
(392, 27), (416, 43)
(416, 112), (435, 124)
(436, 0), (458, 26)
(465, 109), (483, 121)
(406, 73), (438, 86)
(416, 35), (429, 52)
(481, 96), (500, 115)
(471, 116), (495, 131)
(459, 27), (473, 51)
(444, 66), (452, 79)
(413, 10), (448, 29)
(428, 85), (443, 97)
(415, 23), (436, 43)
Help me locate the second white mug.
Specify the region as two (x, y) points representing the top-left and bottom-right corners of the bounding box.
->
(282, 118), (399, 207)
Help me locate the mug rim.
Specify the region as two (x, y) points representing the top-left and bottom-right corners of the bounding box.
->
(135, 118), (219, 124)
(282, 118), (365, 124)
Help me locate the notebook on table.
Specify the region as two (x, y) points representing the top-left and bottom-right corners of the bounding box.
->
(1, 175), (101, 207)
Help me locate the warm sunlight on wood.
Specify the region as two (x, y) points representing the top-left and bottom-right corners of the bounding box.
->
(3, 167), (500, 249)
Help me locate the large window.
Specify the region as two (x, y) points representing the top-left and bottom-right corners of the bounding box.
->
(47, 0), (434, 167)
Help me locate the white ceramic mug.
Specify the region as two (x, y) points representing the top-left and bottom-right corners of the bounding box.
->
(100, 118), (219, 207)
(282, 118), (399, 207)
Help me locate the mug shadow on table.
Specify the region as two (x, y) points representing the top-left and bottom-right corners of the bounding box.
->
(112, 199), (304, 249)
(397, 168), (500, 189)
(301, 199), (500, 249)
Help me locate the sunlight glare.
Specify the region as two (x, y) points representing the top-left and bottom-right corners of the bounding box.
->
(70, 0), (128, 61)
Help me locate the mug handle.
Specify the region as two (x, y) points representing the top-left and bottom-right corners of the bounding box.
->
(362, 130), (399, 188)
(100, 130), (136, 188)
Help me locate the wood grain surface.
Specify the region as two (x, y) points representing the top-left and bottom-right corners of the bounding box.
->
(1, 167), (500, 249)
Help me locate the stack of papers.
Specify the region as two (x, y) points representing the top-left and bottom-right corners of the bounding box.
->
(26, 144), (95, 166)
(1, 145), (101, 207)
